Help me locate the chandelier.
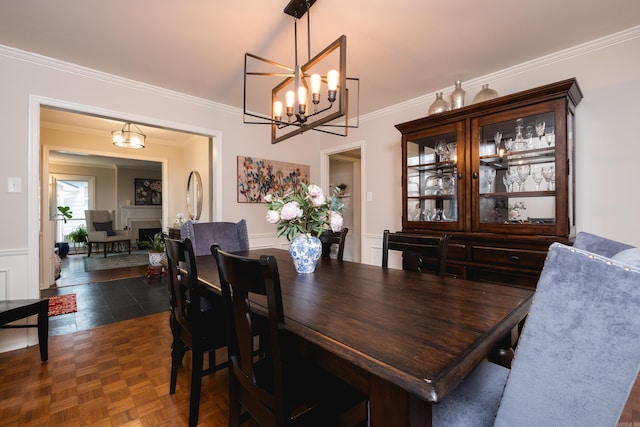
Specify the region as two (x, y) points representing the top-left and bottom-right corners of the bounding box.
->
(112, 122), (146, 149)
(243, 0), (359, 144)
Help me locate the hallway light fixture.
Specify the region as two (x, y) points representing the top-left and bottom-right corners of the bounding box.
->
(112, 122), (146, 149)
(243, 0), (359, 144)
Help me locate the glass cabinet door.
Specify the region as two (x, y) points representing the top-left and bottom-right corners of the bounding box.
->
(471, 100), (569, 235)
(403, 122), (464, 231)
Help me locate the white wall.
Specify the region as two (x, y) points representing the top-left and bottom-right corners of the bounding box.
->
(318, 27), (640, 263)
(0, 26), (639, 352)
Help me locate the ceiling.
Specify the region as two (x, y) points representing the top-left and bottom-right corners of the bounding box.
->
(2, 0), (639, 131)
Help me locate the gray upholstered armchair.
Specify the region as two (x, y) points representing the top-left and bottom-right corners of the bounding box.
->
(85, 210), (132, 257)
(180, 219), (249, 256)
(433, 233), (640, 426)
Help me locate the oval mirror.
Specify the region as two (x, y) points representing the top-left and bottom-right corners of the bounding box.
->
(186, 171), (203, 221)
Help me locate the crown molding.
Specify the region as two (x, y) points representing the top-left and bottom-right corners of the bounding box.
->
(0, 44), (240, 115)
(363, 25), (640, 123)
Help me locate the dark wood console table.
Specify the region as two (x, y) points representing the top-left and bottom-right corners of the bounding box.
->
(0, 298), (49, 362)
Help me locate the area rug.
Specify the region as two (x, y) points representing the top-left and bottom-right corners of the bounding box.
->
(48, 294), (77, 317)
(84, 252), (149, 272)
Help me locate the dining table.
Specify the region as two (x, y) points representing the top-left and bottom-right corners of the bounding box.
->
(195, 248), (534, 427)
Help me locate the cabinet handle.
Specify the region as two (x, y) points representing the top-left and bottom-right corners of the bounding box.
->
(457, 172), (463, 180)
(473, 171), (478, 179)
(510, 256), (520, 262)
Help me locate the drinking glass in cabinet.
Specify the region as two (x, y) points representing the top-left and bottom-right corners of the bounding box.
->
(484, 169), (496, 193)
(542, 166), (554, 190)
(531, 166), (544, 190)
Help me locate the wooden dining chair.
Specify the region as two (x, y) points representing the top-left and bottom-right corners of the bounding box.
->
(319, 227), (348, 260)
(211, 244), (367, 427)
(381, 230), (451, 276)
(164, 237), (227, 427)
(432, 242), (640, 426)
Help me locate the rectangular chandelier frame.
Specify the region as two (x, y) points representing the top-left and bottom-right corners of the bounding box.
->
(243, 16), (359, 144)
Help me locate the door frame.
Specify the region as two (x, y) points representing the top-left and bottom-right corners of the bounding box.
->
(320, 141), (365, 262)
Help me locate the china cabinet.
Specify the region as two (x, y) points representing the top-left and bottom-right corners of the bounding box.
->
(395, 79), (582, 287)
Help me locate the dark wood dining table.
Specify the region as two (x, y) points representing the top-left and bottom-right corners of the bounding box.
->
(195, 248), (533, 427)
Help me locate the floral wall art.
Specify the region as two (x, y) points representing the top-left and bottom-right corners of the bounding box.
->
(237, 156), (309, 203)
(134, 178), (162, 205)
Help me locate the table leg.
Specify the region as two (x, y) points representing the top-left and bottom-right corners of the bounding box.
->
(369, 375), (432, 427)
(36, 308), (49, 362)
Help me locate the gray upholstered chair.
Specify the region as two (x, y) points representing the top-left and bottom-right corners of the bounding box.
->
(433, 240), (640, 427)
(84, 210), (132, 257)
(573, 231), (636, 259)
(180, 220), (249, 256)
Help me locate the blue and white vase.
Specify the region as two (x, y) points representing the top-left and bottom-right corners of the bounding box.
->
(289, 234), (322, 273)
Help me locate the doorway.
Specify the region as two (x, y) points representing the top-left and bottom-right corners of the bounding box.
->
(322, 143), (364, 262)
(39, 105), (212, 289)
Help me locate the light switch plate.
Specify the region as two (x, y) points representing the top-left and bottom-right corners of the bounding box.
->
(7, 177), (22, 193)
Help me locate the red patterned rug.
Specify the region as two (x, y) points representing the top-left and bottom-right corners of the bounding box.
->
(48, 294), (77, 317)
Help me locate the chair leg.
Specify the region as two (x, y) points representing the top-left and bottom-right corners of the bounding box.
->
(228, 372), (241, 427)
(170, 340), (186, 394)
(189, 351), (204, 427)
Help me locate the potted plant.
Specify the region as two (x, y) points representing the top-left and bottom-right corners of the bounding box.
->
(57, 206), (72, 223)
(336, 183), (347, 196)
(138, 232), (166, 266)
(67, 224), (88, 253)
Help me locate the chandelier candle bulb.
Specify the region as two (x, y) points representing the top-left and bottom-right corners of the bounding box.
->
(274, 101), (283, 121)
(327, 69), (339, 102)
(311, 73), (322, 104)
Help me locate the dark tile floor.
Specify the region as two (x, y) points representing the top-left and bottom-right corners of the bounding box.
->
(41, 275), (170, 336)
(40, 255), (169, 336)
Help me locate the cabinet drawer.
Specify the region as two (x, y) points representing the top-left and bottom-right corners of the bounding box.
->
(472, 245), (547, 270)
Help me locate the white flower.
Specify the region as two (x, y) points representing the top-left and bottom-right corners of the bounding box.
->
(266, 210), (280, 224)
(264, 194), (273, 203)
(280, 201), (303, 221)
(329, 211), (344, 232)
(308, 185), (326, 207)
(308, 185), (323, 198)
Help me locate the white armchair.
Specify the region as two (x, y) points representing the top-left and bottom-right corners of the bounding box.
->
(85, 210), (132, 257)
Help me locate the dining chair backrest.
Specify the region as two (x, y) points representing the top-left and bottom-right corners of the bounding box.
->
(165, 237), (203, 331)
(319, 227), (348, 260)
(382, 230), (450, 276)
(181, 219), (249, 256)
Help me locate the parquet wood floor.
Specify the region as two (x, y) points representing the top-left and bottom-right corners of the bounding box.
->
(0, 312), (260, 427)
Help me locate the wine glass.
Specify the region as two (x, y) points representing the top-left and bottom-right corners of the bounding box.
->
(545, 127), (555, 146)
(525, 125), (534, 149)
(531, 166), (543, 190)
(516, 165), (530, 191)
(535, 120), (546, 148)
(504, 137), (514, 153)
(502, 170), (514, 192)
(541, 166), (554, 190)
(435, 140), (448, 162)
(494, 131), (502, 154)
(484, 168), (496, 193)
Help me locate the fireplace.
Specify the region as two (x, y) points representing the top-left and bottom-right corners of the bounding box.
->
(121, 206), (162, 248)
(138, 227), (162, 244)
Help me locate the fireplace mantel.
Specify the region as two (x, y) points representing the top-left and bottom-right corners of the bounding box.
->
(121, 206), (162, 242)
